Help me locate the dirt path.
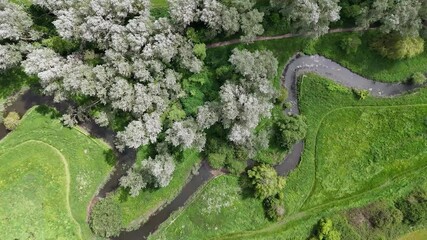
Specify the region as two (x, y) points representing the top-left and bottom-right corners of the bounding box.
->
(207, 28), (366, 48)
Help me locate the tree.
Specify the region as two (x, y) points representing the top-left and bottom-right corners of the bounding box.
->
(165, 118), (206, 151)
(247, 164), (286, 199)
(0, 44), (22, 70)
(357, 0), (424, 37)
(273, 0), (341, 37)
(3, 111), (20, 130)
(0, 1), (34, 41)
(276, 115), (307, 149)
(411, 72), (427, 85)
(119, 152), (176, 196)
(89, 196), (122, 238)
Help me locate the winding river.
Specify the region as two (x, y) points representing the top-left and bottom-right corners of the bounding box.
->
(0, 54), (420, 240)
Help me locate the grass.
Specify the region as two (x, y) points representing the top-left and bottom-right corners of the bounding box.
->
(152, 74), (427, 240)
(0, 107), (114, 239)
(113, 148), (201, 229)
(399, 229), (427, 240)
(310, 31), (427, 83)
(150, 175), (269, 240)
(151, 0), (167, 8)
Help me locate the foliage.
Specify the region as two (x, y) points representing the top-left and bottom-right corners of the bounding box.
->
(264, 196), (285, 221)
(352, 89), (369, 100)
(340, 34), (361, 54)
(208, 153), (226, 169)
(370, 35), (425, 60)
(193, 43), (207, 60)
(357, 0), (424, 37)
(3, 111), (20, 130)
(275, 114), (307, 149)
(247, 164), (286, 200)
(272, 0), (341, 37)
(411, 72), (427, 85)
(120, 153), (176, 196)
(89, 197), (122, 238)
(310, 218), (341, 240)
(395, 190), (427, 225)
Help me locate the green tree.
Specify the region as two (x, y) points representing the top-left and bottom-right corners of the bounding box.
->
(247, 164), (286, 199)
(276, 115), (307, 149)
(312, 218), (341, 240)
(3, 111), (20, 131)
(89, 197), (122, 238)
(193, 43), (206, 60)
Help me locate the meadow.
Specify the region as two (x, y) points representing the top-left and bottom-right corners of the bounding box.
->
(0, 107), (113, 239)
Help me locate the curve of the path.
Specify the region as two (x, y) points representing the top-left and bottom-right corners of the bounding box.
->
(0, 54), (421, 240)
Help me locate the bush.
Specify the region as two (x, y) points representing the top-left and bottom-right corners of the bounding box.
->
(369, 206), (403, 229)
(276, 88), (288, 105)
(225, 157), (246, 175)
(303, 38), (318, 55)
(3, 111), (20, 130)
(264, 197), (285, 221)
(311, 218), (341, 240)
(395, 190), (427, 225)
(411, 72), (427, 85)
(208, 153), (226, 169)
(371, 35), (425, 60)
(41, 36), (79, 56)
(340, 34), (362, 54)
(276, 115), (307, 149)
(353, 89), (369, 100)
(89, 197), (122, 238)
(193, 43), (207, 60)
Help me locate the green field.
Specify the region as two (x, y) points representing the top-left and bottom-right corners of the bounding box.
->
(400, 229), (427, 240)
(152, 74), (427, 239)
(0, 107), (113, 239)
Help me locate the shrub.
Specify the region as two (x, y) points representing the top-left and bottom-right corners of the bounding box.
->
(353, 89), (369, 100)
(193, 43), (207, 60)
(264, 197), (285, 221)
(369, 207), (403, 229)
(303, 38), (318, 55)
(41, 36), (79, 56)
(340, 34), (362, 54)
(89, 197), (122, 238)
(276, 115), (307, 149)
(311, 218), (341, 240)
(411, 72), (427, 85)
(208, 153), (226, 169)
(371, 35), (425, 60)
(225, 157), (246, 175)
(3, 111), (20, 130)
(276, 88), (288, 105)
(395, 190), (427, 225)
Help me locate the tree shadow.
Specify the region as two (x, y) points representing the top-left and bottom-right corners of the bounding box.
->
(34, 105), (60, 119)
(118, 187), (130, 202)
(103, 149), (117, 166)
(238, 173), (254, 200)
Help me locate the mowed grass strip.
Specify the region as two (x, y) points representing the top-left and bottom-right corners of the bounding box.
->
(0, 107), (114, 239)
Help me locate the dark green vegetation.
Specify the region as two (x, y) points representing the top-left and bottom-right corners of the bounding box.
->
(0, 107), (113, 239)
(89, 196), (122, 238)
(152, 74), (427, 239)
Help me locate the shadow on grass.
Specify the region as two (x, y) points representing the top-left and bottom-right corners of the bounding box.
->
(103, 149), (117, 166)
(34, 105), (61, 119)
